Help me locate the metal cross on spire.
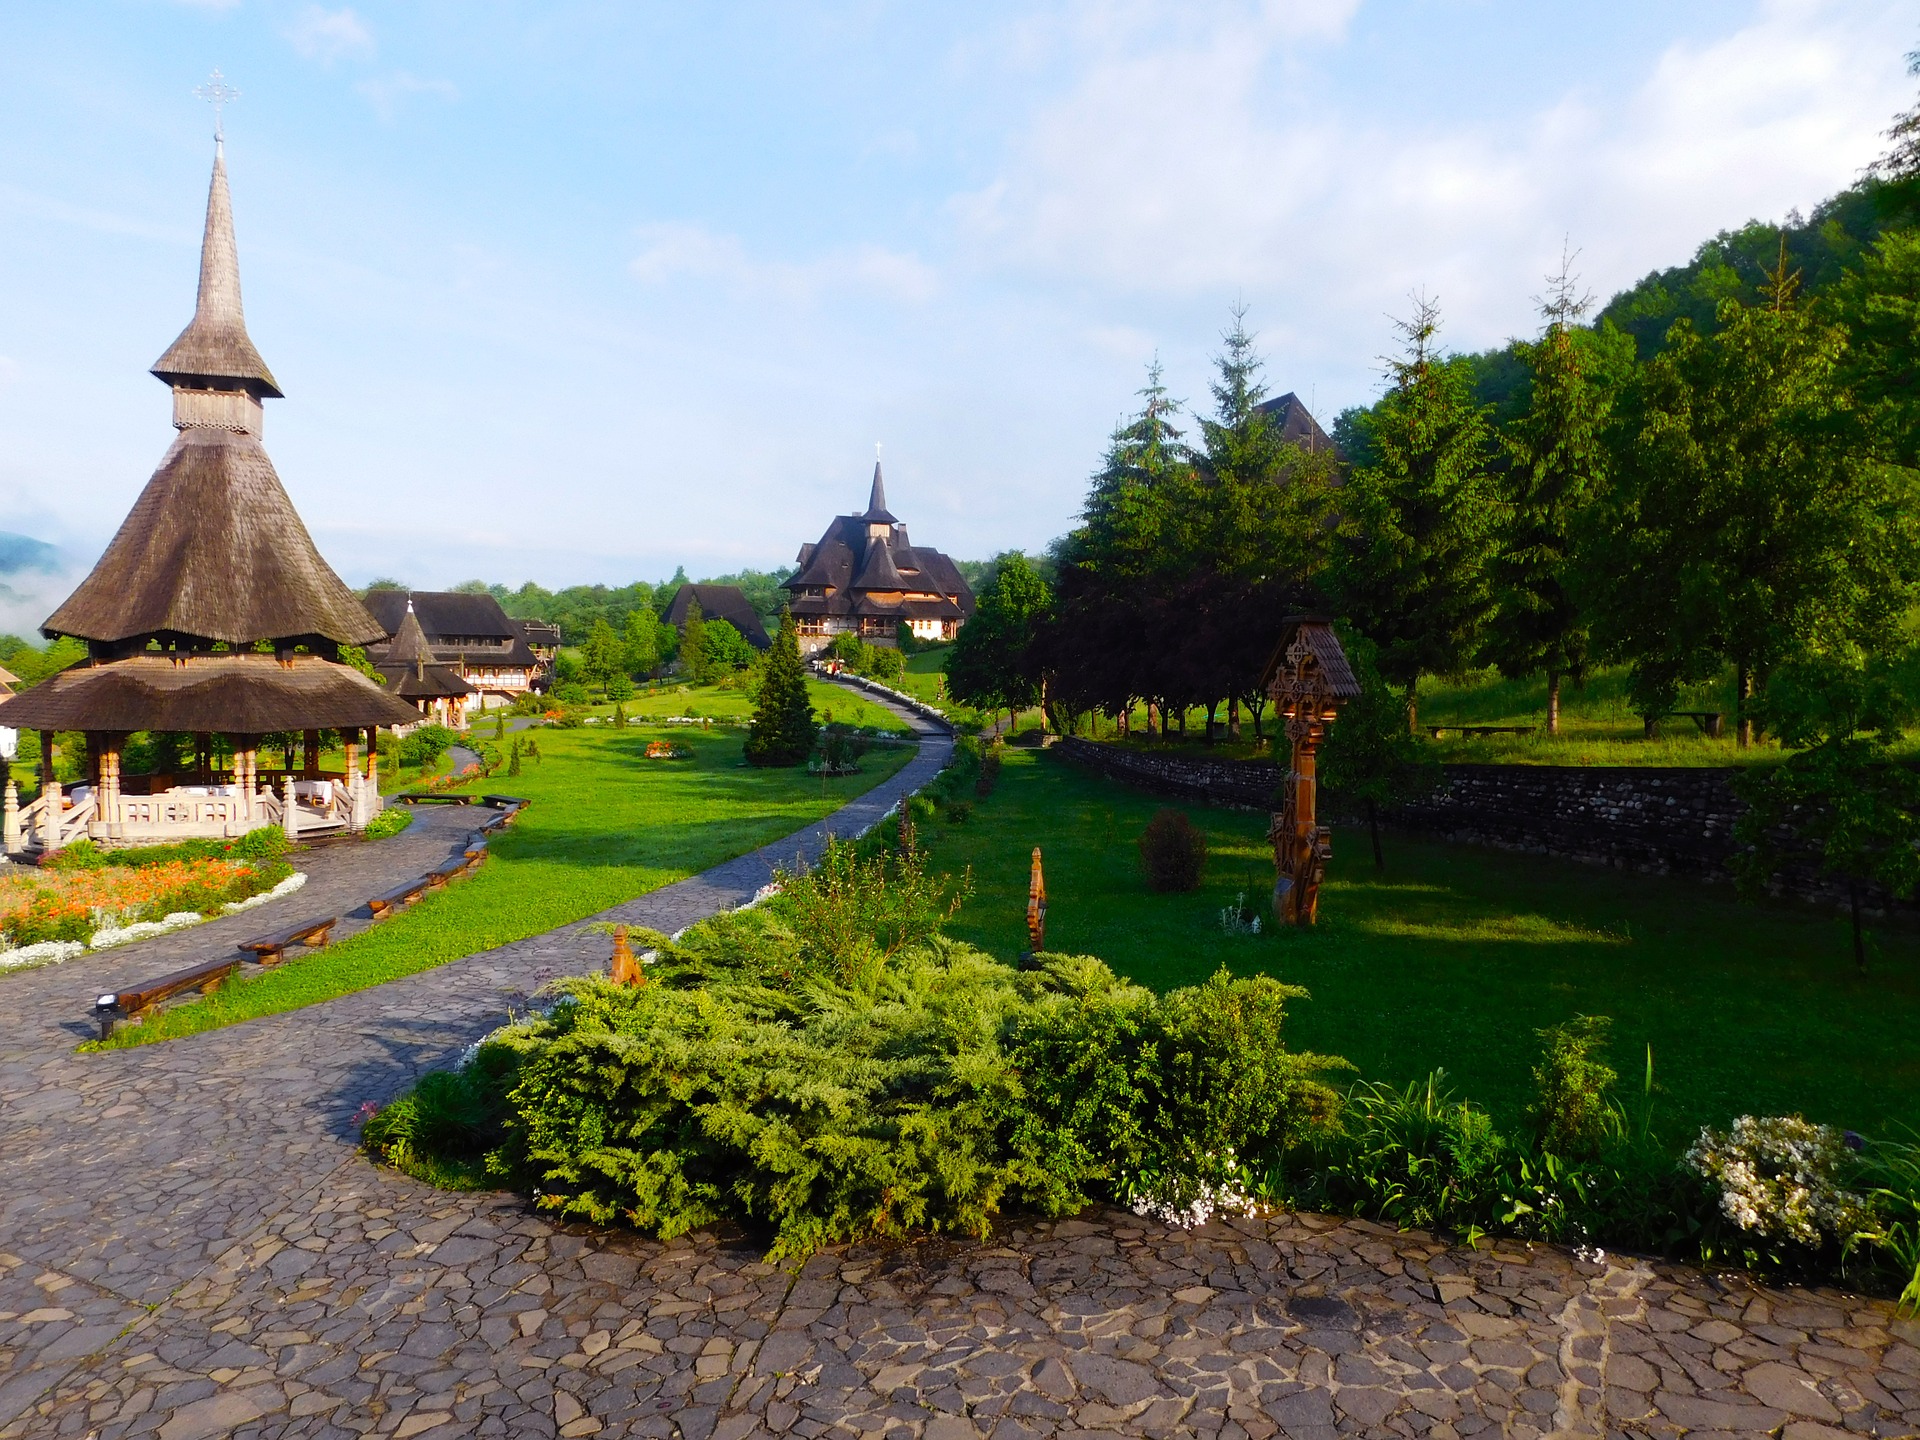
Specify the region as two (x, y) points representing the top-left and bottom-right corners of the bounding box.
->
(194, 69), (241, 140)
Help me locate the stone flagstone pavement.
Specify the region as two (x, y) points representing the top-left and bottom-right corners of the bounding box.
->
(0, 696), (1915, 1439)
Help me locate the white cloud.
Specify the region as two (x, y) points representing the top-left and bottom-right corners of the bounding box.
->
(355, 71), (458, 122)
(629, 222), (938, 304)
(957, 0), (1920, 363)
(287, 5), (375, 62)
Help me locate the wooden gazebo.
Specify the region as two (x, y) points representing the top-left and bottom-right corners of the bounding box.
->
(0, 138), (418, 855)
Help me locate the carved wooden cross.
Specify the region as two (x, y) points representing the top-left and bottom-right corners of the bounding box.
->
(1261, 618), (1360, 926)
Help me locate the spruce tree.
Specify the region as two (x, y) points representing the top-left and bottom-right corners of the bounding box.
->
(1335, 295), (1500, 729)
(747, 612), (817, 766)
(681, 599), (708, 685)
(1488, 251), (1626, 733)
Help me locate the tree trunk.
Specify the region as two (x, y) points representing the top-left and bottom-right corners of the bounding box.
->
(1368, 798), (1384, 871)
(1850, 877), (1867, 973)
(1735, 665), (1753, 748)
(1547, 671), (1561, 737)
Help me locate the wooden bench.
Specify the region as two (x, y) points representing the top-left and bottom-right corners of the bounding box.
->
(237, 915), (337, 967)
(1427, 724), (1537, 739)
(368, 877), (430, 919)
(95, 957), (239, 1039)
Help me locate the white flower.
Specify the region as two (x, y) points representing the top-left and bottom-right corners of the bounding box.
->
(1687, 1115), (1865, 1247)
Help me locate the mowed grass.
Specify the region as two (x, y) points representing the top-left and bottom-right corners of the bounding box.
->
(89, 723), (914, 1049)
(589, 679), (913, 732)
(923, 747), (1920, 1141)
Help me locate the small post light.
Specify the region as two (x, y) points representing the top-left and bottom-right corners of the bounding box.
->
(1260, 617), (1361, 926)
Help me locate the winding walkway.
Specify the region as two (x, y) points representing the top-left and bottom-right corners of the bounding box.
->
(0, 698), (1914, 1439)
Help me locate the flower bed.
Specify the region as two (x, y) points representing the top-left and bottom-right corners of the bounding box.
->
(0, 828), (300, 971)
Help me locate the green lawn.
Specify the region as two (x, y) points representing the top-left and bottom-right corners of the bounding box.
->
(89, 722), (914, 1050)
(583, 678), (913, 733)
(919, 746), (1920, 1141)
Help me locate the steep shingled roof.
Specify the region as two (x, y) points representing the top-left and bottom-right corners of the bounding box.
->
(43, 428), (387, 648)
(151, 142), (282, 398)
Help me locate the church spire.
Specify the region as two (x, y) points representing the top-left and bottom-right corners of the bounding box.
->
(151, 139), (282, 399)
(863, 459), (897, 524)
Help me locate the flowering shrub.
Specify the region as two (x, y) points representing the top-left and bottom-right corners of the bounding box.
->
(1687, 1115), (1869, 1249)
(0, 854), (293, 950)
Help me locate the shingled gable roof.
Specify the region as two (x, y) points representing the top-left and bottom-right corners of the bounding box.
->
(151, 142), (282, 398)
(663, 584), (771, 649)
(43, 427), (387, 648)
(1253, 392), (1341, 457)
(362, 590), (521, 644)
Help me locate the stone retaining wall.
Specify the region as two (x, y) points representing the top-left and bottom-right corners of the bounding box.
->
(1054, 736), (1893, 911)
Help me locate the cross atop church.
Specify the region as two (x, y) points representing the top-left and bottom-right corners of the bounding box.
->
(194, 69), (240, 140)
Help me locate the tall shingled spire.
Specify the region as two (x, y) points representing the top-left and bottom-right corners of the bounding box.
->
(150, 140), (282, 398)
(864, 460), (896, 523)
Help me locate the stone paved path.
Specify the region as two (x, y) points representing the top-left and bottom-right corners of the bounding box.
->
(1, 700), (1916, 1438)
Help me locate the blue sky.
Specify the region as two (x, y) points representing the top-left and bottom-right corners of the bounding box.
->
(1, 1), (1916, 626)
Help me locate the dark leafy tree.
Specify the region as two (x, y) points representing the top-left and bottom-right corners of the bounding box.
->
(1335, 295), (1500, 728)
(1318, 629), (1440, 870)
(623, 606), (659, 679)
(746, 612), (817, 767)
(1583, 254), (1920, 744)
(581, 618), (625, 689)
(1734, 646), (1920, 970)
(946, 553), (1052, 729)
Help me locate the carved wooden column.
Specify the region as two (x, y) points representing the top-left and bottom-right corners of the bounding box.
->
(1261, 619), (1359, 928)
(38, 731), (60, 850)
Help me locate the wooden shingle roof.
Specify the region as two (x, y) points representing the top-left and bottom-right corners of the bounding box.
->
(150, 142), (281, 398)
(43, 427), (387, 649)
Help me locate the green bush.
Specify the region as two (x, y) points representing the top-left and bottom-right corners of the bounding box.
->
(1530, 1015), (1619, 1159)
(1137, 808), (1206, 892)
(363, 807), (413, 840)
(398, 724), (458, 768)
(367, 848), (1344, 1260)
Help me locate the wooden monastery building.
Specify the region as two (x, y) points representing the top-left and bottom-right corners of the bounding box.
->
(362, 589), (548, 721)
(0, 138), (420, 853)
(782, 463), (974, 653)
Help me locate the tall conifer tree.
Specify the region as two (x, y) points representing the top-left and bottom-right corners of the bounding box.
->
(746, 612), (817, 766)
(1488, 251), (1624, 733)
(1335, 295), (1499, 728)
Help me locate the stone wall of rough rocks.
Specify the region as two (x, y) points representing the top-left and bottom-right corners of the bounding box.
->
(1053, 736), (1899, 911)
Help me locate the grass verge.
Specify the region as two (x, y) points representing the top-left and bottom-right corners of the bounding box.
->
(86, 723), (914, 1050)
